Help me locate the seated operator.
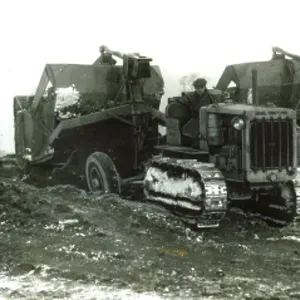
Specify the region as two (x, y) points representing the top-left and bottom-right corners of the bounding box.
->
(181, 78), (213, 145)
(93, 45), (117, 65)
(182, 78), (212, 116)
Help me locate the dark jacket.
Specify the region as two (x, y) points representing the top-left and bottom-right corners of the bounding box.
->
(93, 54), (117, 65)
(182, 89), (213, 117)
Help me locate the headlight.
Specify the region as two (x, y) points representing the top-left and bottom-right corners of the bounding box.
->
(231, 117), (245, 130)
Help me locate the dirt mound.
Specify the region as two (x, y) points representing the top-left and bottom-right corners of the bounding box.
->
(1, 177), (300, 299)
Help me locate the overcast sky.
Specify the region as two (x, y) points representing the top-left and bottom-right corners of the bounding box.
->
(0, 0), (299, 151)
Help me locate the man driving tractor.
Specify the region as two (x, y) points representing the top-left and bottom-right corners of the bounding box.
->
(182, 78), (213, 116)
(165, 77), (214, 148)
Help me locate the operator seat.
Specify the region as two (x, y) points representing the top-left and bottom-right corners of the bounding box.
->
(165, 92), (199, 148)
(180, 91), (201, 145)
(166, 89), (224, 148)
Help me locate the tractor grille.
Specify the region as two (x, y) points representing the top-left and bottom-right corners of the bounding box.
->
(250, 118), (293, 171)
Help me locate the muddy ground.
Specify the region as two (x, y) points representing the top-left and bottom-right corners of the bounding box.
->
(1, 176), (300, 299)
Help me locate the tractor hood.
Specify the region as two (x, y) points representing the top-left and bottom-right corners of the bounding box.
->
(205, 102), (297, 119)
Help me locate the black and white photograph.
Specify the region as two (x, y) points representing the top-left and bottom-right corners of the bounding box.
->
(1, 0), (300, 299)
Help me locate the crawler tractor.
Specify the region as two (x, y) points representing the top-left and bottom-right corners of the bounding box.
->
(144, 70), (300, 228)
(13, 50), (165, 192)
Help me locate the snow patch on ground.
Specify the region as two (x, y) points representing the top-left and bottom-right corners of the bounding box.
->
(0, 272), (171, 300)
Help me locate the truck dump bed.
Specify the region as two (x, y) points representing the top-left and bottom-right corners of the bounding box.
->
(216, 57), (300, 109)
(13, 61), (165, 169)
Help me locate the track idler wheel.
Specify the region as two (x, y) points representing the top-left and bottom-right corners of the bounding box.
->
(280, 182), (297, 222)
(254, 182), (297, 226)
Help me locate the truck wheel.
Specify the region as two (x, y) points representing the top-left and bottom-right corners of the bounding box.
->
(85, 152), (121, 194)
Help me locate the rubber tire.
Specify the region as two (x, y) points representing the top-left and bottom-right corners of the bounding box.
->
(85, 152), (121, 194)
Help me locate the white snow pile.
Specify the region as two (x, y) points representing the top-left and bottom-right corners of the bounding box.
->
(54, 85), (81, 119)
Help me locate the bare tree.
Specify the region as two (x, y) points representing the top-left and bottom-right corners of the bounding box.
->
(179, 72), (202, 91)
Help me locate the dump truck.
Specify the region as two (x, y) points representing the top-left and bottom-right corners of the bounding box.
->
(13, 50), (166, 192)
(216, 47), (300, 121)
(143, 69), (300, 228)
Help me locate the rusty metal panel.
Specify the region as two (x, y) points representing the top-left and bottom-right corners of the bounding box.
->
(215, 65), (239, 91)
(232, 60), (288, 88)
(216, 60), (294, 90)
(46, 64), (117, 94)
(166, 118), (182, 145)
(42, 63), (163, 95)
(31, 67), (50, 113)
(31, 63), (164, 114)
(48, 102), (154, 145)
(31, 97), (56, 159)
(216, 59), (299, 108)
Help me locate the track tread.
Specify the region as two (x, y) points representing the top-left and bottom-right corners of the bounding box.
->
(144, 157), (228, 228)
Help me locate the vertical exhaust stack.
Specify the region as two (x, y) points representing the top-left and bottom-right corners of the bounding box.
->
(252, 68), (259, 106)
